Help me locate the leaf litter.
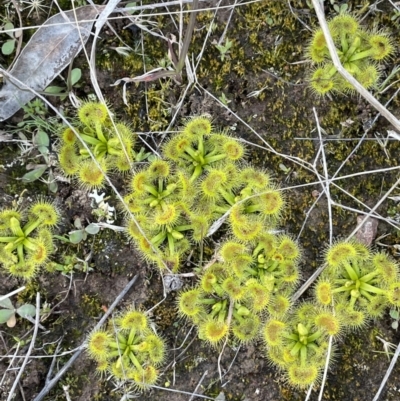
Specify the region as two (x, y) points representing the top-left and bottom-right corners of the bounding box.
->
(0, 5), (104, 121)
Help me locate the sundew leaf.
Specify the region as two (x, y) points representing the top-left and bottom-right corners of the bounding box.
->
(0, 5), (104, 121)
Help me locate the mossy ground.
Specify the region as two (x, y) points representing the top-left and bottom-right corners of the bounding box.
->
(1, 0), (400, 400)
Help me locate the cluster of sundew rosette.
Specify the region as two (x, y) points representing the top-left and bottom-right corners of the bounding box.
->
(2, 101), (400, 390)
(264, 240), (400, 387)
(58, 102), (150, 190)
(124, 117), (285, 272)
(117, 113), (400, 388)
(86, 309), (166, 390)
(307, 13), (394, 95)
(0, 200), (59, 280)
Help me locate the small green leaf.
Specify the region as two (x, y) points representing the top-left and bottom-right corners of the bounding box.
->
(126, 2), (137, 14)
(279, 163), (290, 173)
(68, 230), (84, 244)
(215, 392), (226, 401)
(74, 217), (83, 229)
(38, 146), (49, 156)
(85, 223), (100, 235)
(53, 235), (72, 243)
(390, 309), (399, 319)
(4, 22), (14, 38)
(16, 304), (36, 318)
(218, 92), (231, 105)
(70, 68), (82, 86)
(0, 309), (15, 324)
(45, 86), (65, 94)
(35, 130), (50, 147)
(2, 39), (15, 55)
(0, 297), (14, 309)
(49, 181), (58, 193)
(21, 166), (47, 182)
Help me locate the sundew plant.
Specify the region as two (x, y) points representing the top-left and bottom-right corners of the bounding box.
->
(124, 115), (284, 272)
(1, 0), (400, 400)
(308, 13), (394, 95)
(0, 200), (59, 280)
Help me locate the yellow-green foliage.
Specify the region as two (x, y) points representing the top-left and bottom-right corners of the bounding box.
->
(58, 101), (149, 190)
(86, 308), (165, 391)
(316, 240), (400, 322)
(264, 303), (340, 388)
(124, 116), (285, 272)
(0, 200), (59, 280)
(261, 240), (400, 389)
(177, 234), (301, 346)
(307, 13), (394, 95)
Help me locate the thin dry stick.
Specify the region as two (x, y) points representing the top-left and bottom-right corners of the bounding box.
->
(313, 107), (333, 244)
(346, 175), (400, 239)
(0, 0), (245, 38)
(195, 83), (318, 176)
(1, 348), (82, 361)
(312, 109), (335, 400)
(330, 88), (400, 182)
(310, 0), (400, 132)
(33, 275), (139, 401)
(329, 186), (400, 231)
(293, 173), (400, 302)
(172, 335), (197, 385)
(194, 0), (223, 70)
(188, 370), (208, 401)
(150, 384), (215, 400)
(217, 0), (239, 45)
(372, 341), (400, 401)
(0, 343), (20, 388)
(7, 292), (40, 401)
(304, 383), (314, 401)
(318, 335), (333, 401)
(0, 287), (26, 302)
(287, 0), (312, 32)
(45, 339), (63, 385)
(221, 344), (241, 381)
(9, 0), (24, 68)
(217, 298), (234, 381)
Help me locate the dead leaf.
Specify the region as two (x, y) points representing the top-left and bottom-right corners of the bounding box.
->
(0, 5), (104, 122)
(7, 314), (16, 328)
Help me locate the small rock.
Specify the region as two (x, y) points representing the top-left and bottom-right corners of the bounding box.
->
(355, 215), (378, 246)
